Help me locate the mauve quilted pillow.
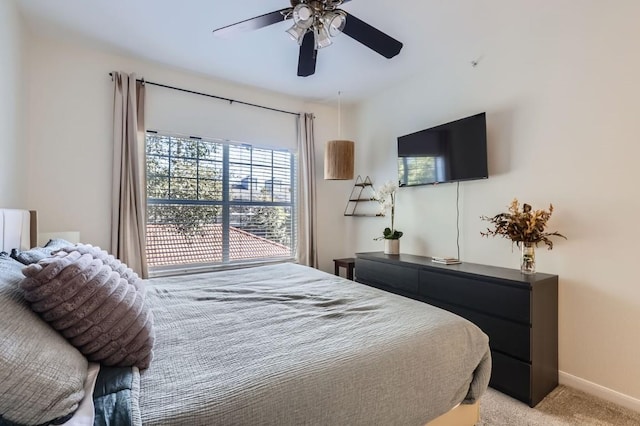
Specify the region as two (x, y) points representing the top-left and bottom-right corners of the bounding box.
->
(20, 248), (155, 370)
(57, 244), (146, 296)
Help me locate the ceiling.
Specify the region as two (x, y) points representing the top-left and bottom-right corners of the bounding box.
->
(14, 0), (535, 103)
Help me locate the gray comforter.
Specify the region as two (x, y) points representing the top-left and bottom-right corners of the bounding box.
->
(138, 263), (491, 425)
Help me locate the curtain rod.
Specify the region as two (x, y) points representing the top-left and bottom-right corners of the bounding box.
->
(108, 73), (300, 117)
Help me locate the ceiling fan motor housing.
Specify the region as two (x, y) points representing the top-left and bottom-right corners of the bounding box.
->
(290, 0), (344, 12)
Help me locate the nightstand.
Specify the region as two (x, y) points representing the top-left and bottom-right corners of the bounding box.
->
(333, 257), (355, 280)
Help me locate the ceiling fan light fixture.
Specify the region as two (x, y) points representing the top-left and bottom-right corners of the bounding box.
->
(314, 24), (333, 49)
(286, 23), (308, 45)
(292, 4), (314, 27)
(323, 11), (347, 37)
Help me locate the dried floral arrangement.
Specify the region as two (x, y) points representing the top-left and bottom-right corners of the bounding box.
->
(480, 198), (566, 249)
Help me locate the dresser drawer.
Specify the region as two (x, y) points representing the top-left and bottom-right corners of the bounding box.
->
(490, 351), (532, 405)
(424, 298), (531, 362)
(355, 259), (419, 295)
(419, 270), (531, 324)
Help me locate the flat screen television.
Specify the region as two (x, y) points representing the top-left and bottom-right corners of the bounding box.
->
(397, 112), (488, 187)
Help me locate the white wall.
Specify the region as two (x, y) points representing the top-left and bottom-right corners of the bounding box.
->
(347, 1), (640, 406)
(0, 0), (26, 208)
(25, 34), (347, 272)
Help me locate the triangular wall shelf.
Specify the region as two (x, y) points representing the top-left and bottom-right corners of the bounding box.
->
(344, 176), (384, 217)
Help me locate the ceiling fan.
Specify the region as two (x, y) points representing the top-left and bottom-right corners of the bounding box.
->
(212, 0), (403, 77)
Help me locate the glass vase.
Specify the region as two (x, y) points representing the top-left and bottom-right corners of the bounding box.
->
(520, 242), (536, 274)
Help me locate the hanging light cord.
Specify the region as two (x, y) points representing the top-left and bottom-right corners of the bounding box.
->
(338, 90), (342, 139)
(456, 181), (461, 260)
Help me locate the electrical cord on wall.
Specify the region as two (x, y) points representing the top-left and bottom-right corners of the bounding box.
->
(456, 181), (461, 260)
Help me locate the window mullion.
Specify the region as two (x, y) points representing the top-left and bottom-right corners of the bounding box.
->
(195, 138), (200, 200)
(271, 151), (275, 202)
(167, 137), (172, 198)
(250, 148), (254, 201)
(222, 144), (230, 263)
(291, 152), (297, 257)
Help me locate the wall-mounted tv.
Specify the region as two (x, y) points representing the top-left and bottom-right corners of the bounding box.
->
(397, 112), (488, 187)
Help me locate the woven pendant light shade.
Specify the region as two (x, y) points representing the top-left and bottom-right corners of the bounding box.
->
(324, 139), (354, 180)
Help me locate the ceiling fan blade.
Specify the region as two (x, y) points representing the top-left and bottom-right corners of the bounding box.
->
(342, 12), (403, 59)
(297, 31), (317, 77)
(213, 9), (290, 38)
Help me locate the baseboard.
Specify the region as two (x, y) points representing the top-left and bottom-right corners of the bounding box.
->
(559, 371), (640, 413)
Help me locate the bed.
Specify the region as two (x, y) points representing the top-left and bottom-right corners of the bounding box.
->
(0, 209), (491, 426)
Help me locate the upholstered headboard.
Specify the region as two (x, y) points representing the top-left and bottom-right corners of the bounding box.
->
(0, 209), (38, 251)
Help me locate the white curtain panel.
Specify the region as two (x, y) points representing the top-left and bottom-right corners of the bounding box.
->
(111, 72), (148, 278)
(296, 113), (318, 268)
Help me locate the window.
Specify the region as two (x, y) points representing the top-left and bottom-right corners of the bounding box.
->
(145, 132), (296, 270)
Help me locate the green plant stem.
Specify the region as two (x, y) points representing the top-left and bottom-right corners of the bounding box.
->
(390, 193), (395, 232)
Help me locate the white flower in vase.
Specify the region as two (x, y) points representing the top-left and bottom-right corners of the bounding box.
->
(374, 181), (403, 241)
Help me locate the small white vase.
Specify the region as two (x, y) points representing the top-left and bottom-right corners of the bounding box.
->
(384, 239), (400, 255)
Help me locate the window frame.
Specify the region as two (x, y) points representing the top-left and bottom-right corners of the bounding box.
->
(145, 131), (297, 274)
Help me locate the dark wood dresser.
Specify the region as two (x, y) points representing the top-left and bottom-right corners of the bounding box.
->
(355, 251), (558, 407)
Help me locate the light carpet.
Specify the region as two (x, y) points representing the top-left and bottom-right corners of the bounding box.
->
(478, 386), (640, 425)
